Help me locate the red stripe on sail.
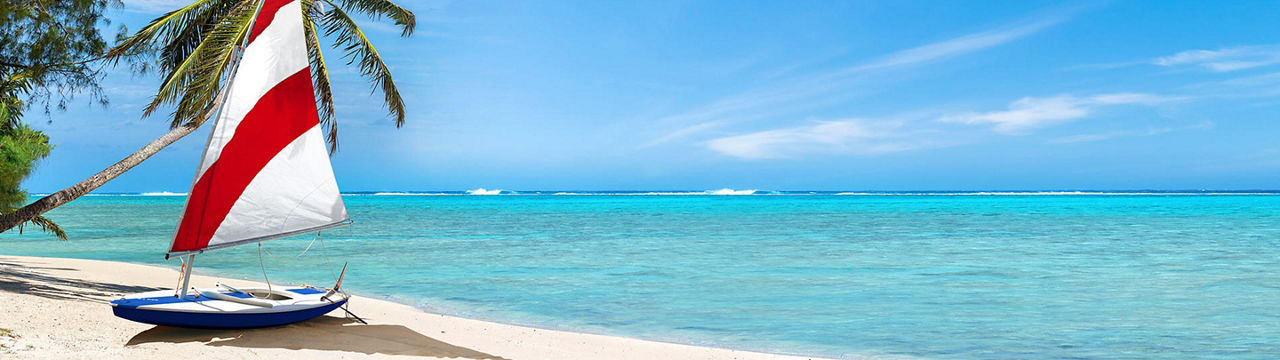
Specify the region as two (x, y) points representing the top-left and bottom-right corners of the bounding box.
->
(170, 69), (320, 253)
(247, 0), (296, 45)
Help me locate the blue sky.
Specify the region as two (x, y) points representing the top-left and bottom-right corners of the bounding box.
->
(22, 0), (1280, 192)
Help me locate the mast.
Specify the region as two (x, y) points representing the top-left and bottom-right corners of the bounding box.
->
(173, 0), (262, 298)
(178, 255), (194, 298)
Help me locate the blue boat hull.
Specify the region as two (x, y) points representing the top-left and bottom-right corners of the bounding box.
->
(112, 298), (347, 329)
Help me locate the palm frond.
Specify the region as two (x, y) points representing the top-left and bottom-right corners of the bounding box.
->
(320, 1), (406, 127)
(104, 0), (233, 64)
(147, 0), (259, 126)
(303, 0), (339, 152)
(107, 0), (415, 142)
(21, 215), (67, 240)
(158, 0), (248, 74)
(336, 0), (416, 36)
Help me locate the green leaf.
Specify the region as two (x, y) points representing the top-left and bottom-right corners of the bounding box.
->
(321, 0), (407, 127)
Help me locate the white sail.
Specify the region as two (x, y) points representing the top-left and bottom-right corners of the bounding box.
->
(169, 0), (347, 256)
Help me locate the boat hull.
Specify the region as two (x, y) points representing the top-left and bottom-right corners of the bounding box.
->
(111, 287), (348, 329)
(112, 298), (346, 329)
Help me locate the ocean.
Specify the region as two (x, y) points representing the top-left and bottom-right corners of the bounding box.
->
(1, 191), (1278, 359)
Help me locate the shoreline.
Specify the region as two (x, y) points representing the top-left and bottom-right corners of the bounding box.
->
(63, 255), (829, 359)
(0, 255), (832, 360)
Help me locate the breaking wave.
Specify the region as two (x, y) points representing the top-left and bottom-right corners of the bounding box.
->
(705, 188), (757, 195)
(467, 188), (503, 195)
(139, 191), (188, 196)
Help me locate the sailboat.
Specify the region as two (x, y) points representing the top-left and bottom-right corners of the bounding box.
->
(111, 0), (354, 328)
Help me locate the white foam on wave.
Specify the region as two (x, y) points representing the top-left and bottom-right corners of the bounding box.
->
(467, 188), (502, 195)
(582, 189), (769, 195)
(547, 192), (704, 195)
(541, 191), (763, 196)
(706, 188), (757, 195)
(830, 191), (1280, 196)
(831, 191), (1111, 196)
(960, 191), (1103, 196)
(140, 191), (188, 196)
(362, 191), (1277, 197)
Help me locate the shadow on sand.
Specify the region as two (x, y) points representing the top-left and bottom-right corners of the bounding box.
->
(127, 315), (505, 359)
(0, 260), (165, 302)
(1, 258), (500, 358)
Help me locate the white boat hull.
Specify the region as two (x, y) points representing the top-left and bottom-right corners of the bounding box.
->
(111, 286), (348, 328)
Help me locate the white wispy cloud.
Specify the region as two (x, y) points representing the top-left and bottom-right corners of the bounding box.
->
(1178, 71), (1280, 101)
(1070, 44), (1280, 72)
(1048, 122), (1214, 144)
(704, 119), (925, 159)
(939, 93), (1179, 134)
(845, 18), (1064, 73)
(642, 10), (1076, 148)
(1047, 131), (1128, 144)
(642, 121), (727, 148)
(1153, 45), (1280, 72)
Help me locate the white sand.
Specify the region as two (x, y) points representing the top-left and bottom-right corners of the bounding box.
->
(0, 255), (828, 360)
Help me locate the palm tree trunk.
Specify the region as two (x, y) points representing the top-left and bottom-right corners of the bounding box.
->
(0, 83), (227, 235)
(0, 121), (203, 233)
(0, 34), (250, 237)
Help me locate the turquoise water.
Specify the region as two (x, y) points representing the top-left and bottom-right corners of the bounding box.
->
(2, 193), (1279, 359)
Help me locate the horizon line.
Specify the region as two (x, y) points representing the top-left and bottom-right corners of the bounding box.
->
(35, 189), (1280, 197)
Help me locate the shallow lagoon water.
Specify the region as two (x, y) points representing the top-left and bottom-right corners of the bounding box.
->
(2, 194), (1278, 359)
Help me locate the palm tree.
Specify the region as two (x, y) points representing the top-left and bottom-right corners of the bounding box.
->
(0, 0), (415, 234)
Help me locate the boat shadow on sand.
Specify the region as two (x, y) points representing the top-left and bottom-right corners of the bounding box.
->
(127, 315), (505, 359)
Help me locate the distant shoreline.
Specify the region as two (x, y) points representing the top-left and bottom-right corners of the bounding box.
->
(32, 189), (1280, 197)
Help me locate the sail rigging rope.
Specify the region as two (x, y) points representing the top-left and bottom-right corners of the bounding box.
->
(260, 232), (322, 262)
(255, 232), (341, 302)
(318, 232), (337, 281)
(258, 243), (272, 298)
(257, 232), (339, 283)
(174, 257), (188, 297)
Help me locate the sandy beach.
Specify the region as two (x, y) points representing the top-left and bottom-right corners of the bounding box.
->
(0, 255), (826, 360)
